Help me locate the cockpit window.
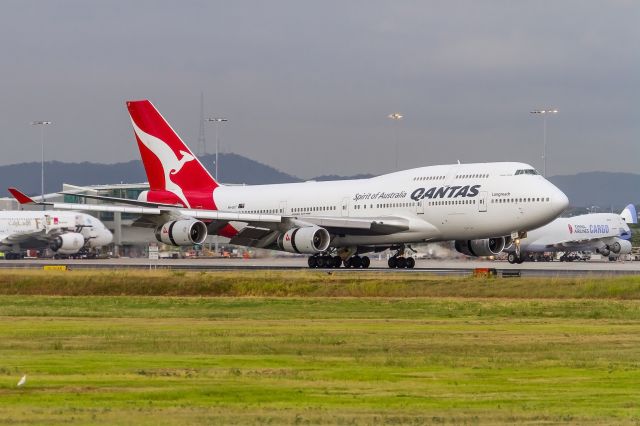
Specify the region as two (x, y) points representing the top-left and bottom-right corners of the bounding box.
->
(515, 169), (539, 176)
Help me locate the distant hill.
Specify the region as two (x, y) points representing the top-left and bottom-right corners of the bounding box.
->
(0, 153), (300, 196)
(1, 154), (638, 209)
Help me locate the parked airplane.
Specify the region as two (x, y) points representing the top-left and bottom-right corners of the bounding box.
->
(0, 210), (113, 260)
(503, 205), (635, 264)
(10, 100), (569, 268)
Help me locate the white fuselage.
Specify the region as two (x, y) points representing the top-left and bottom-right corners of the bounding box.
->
(213, 162), (568, 247)
(509, 213), (631, 253)
(0, 210), (112, 253)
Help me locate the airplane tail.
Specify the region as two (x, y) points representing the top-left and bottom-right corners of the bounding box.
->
(126, 100), (219, 209)
(620, 204), (637, 224)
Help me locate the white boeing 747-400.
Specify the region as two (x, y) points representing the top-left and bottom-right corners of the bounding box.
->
(503, 205), (636, 263)
(0, 210), (112, 259)
(10, 100), (569, 268)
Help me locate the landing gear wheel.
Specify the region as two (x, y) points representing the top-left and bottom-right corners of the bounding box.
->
(388, 257), (397, 269)
(516, 255), (525, 264)
(406, 257), (415, 269)
(308, 256), (317, 268)
(507, 253), (517, 264)
(316, 256), (326, 268)
(351, 256), (363, 268)
(361, 256), (371, 269)
(343, 258), (352, 268)
(396, 257), (407, 268)
(333, 256), (342, 268)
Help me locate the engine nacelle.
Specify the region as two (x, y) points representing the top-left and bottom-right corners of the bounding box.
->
(608, 239), (632, 255)
(454, 237), (507, 257)
(277, 226), (331, 254)
(155, 220), (208, 246)
(85, 229), (114, 248)
(50, 232), (85, 253)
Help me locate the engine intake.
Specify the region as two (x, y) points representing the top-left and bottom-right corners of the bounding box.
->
(155, 220), (208, 246)
(50, 232), (85, 253)
(277, 226), (331, 254)
(454, 237), (507, 257)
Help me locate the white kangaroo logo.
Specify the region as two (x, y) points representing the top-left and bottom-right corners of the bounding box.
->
(131, 119), (195, 208)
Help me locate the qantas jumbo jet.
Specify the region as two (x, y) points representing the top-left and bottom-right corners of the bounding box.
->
(11, 100), (569, 268)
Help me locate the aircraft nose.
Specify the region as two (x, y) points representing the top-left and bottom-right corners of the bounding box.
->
(550, 185), (569, 215)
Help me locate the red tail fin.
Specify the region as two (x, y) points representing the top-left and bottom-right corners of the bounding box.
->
(127, 100), (218, 209)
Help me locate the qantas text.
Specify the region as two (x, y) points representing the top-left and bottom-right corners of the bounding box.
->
(410, 185), (481, 202)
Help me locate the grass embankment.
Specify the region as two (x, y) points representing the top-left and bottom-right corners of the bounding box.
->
(1, 271), (640, 424)
(2, 269), (640, 299)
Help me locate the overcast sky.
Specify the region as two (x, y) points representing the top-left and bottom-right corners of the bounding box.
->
(0, 1), (638, 178)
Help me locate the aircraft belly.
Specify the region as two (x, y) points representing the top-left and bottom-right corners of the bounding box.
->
(332, 231), (437, 246)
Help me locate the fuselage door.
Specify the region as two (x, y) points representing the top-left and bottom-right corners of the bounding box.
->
(279, 201), (287, 215)
(478, 191), (487, 212)
(417, 200), (425, 215)
(341, 198), (349, 217)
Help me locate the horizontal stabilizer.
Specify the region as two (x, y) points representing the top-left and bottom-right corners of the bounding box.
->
(8, 187), (37, 205)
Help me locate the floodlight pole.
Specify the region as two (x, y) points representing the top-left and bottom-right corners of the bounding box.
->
(206, 117), (228, 256)
(31, 121), (53, 210)
(530, 109), (558, 177)
(387, 113), (403, 171)
(207, 117), (228, 181)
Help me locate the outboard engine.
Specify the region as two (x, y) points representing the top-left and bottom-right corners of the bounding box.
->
(605, 239), (632, 256)
(155, 220), (208, 246)
(454, 237), (507, 257)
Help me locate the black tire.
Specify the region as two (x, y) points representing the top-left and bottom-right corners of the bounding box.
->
(507, 253), (517, 264)
(308, 256), (317, 268)
(316, 256), (326, 268)
(343, 258), (352, 268)
(516, 256), (525, 264)
(396, 256), (407, 268)
(361, 256), (371, 269)
(333, 256), (342, 268)
(351, 256), (362, 268)
(388, 257), (397, 269)
(406, 257), (415, 269)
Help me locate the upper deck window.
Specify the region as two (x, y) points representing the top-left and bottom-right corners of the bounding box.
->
(515, 169), (539, 176)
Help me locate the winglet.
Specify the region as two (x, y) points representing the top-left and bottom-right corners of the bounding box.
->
(8, 188), (36, 205)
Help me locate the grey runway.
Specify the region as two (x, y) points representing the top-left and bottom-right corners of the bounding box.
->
(0, 257), (635, 277)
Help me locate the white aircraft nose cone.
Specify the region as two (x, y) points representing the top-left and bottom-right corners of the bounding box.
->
(552, 188), (569, 214)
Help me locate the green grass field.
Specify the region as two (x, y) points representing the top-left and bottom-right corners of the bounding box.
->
(1, 270), (640, 424)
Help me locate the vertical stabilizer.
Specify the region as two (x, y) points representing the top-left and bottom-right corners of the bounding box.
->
(126, 100), (218, 208)
(620, 204), (637, 224)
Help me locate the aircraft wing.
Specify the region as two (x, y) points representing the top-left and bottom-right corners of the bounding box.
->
(8, 187), (410, 236)
(0, 229), (58, 247)
(545, 237), (608, 250)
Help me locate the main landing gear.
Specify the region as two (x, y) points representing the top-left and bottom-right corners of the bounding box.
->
(307, 254), (371, 269)
(3, 252), (24, 260)
(387, 246), (416, 269)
